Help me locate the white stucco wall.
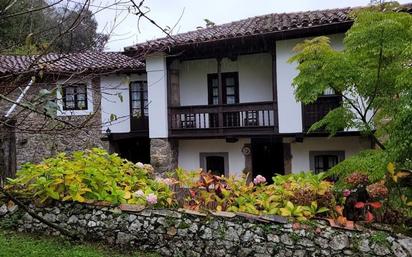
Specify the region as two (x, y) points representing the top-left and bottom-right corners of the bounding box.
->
(178, 138), (250, 176)
(276, 33), (344, 134)
(177, 53), (273, 106)
(146, 53), (169, 138)
(290, 136), (371, 173)
(101, 74), (146, 133)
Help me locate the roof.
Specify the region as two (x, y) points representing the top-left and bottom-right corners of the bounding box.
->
(125, 4), (412, 54)
(0, 51), (145, 76)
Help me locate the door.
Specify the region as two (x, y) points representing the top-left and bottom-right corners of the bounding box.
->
(207, 72), (240, 127)
(114, 137), (150, 164)
(130, 81), (148, 131)
(251, 137), (284, 183)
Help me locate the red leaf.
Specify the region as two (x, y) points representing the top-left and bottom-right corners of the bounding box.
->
(354, 202), (365, 208)
(189, 189), (197, 198)
(368, 202), (382, 209)
(366, 211), (374, 223)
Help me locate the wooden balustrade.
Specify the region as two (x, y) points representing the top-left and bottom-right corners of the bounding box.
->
(169, 101), (277, 137)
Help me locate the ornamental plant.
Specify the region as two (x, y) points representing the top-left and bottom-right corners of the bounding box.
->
(173, 170), (333, 221)
(7, 148), (174, 207)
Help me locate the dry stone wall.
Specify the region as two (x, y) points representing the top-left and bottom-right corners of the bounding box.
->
(1, 202), (411, 257)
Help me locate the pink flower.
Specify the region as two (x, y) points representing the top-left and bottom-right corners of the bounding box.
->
(146, 193), (158, 205)
(343, 189), (351, 197)
(253, 175), (266, 185)
(156, 177), (176, 186)
(134, 190), (144, 198)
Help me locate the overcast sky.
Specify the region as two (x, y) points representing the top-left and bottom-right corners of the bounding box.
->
(94, 0), (411, 51)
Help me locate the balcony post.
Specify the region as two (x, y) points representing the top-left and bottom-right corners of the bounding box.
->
(217, 57), (224, 130)
(271, 42), (279, 132)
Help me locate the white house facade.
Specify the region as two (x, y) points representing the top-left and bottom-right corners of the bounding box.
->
(97, 6), (384, 181)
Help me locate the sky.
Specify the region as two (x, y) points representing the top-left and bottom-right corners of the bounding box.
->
(93, 0), (411, 51)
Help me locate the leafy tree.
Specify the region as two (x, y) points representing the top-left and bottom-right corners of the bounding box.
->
(0, 0), (108, 53)
(289, 2), (412, 158)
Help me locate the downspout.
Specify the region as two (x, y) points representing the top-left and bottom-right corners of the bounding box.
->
(4, 79), (33, 118)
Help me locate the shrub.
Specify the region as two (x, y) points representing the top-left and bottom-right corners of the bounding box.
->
(172, 170), (333, 220)
(7, 148), (174, 206)
(328, 150), (388, 190)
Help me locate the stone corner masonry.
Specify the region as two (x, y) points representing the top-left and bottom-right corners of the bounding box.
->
(150, 138), (178, 176)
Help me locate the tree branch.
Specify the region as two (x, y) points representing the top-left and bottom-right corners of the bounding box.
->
(0, 185), (79, 240)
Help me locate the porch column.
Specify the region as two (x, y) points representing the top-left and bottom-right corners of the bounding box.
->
(146, 53), (169, 138)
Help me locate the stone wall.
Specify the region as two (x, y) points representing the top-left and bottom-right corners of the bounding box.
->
(1, 77), (108, 167)
(150, 138), (178, 176)
(1, 202), (411, 257)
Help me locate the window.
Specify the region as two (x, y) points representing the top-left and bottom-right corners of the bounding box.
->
(200, 152), (228, 176)
(130, 81), (148, 118)
(62, 84), (88, 110)
(309, 151), (345, 173)
(207, 72), (239, 105)
(208, 72), (240, 127)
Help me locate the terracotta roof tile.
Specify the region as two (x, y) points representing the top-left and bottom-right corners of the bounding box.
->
(125, 4), (412, 53)
(0, 51), (144, 75)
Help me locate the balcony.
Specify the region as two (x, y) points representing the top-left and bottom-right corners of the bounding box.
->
(169, 101), (277, 138)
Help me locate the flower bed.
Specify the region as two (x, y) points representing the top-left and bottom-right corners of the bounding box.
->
(4, 148), (412, 231)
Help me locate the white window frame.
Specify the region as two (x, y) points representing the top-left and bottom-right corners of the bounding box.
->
(56, 79), (94, 116)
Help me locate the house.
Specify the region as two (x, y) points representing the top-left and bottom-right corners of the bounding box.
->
(0, 52), (144, 170)
(2, 5), (411, 180)
(105, 6), (381, 179)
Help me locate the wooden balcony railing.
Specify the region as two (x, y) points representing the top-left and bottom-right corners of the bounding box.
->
(169, 101), (277, 137)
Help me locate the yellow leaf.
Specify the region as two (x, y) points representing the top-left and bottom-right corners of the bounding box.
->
(73, 194), (85, 203)
(407, 201), (412, 207)
(124, 191), (131, 200)
(216, 205), (222, 212)
(62, 195), (72, 201)
(286, 201), (294, 209)
(280, 208), (291, 217)
(387, 162), (395, 176)
(396, 171), (410, 178)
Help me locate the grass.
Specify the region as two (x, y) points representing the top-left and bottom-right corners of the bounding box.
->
(0, 229), (160, 257)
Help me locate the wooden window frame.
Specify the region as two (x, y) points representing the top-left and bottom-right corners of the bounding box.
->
(199, 152), (229, 177)
(130, 81), (148, 118)
(309, 151), (345, 173)
(207, 72), (239, 105)
(62, 84), (88, 111)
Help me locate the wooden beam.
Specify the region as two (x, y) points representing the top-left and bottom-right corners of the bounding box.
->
(217, 58), (224, 132)
(271, 42), (280, 134)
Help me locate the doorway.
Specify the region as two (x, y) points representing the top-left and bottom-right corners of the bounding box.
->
(251, 137), (284, 183)
(111, 137), (150, 164)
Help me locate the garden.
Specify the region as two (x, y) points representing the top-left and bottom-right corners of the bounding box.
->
(1, 2), (412, 256)
(1, 147), (411, 234)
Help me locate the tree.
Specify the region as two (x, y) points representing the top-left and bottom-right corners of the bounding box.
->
(289, 2), (412, 160)
(0, 0), (108, 53)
